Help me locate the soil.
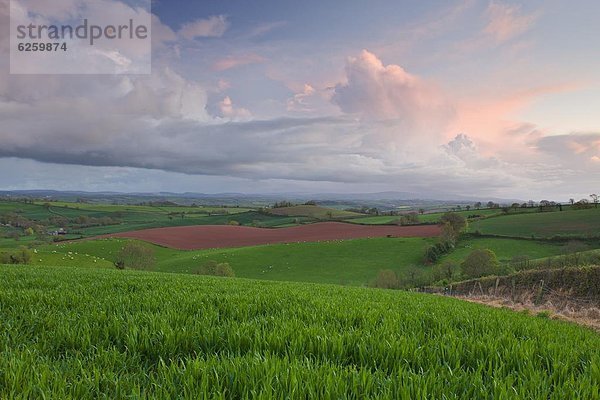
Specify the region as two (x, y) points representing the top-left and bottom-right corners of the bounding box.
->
(107, 222), (441, 250)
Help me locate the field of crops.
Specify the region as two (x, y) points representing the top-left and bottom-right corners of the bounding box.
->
(469, 208), (600, 238)
(1, 265), (598, 399)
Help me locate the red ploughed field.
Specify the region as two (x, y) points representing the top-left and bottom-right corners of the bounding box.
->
(108, 222), (441, 250)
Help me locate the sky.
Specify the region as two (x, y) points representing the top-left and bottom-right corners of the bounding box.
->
(0, 0), (599, 201)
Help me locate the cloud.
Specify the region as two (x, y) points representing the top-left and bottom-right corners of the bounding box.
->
(535, 133), (600, 167)
(248, 21), (287, 38)
(286, 84), (316, 112)
(212, 53), (265, 71)
(484, 2), (537, 43)
(331, 50), (452, 134)
(179, 15), (229, 39)
(208, 96), (252, 120)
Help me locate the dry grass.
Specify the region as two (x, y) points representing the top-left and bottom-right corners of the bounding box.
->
(457, 296), (600, 331)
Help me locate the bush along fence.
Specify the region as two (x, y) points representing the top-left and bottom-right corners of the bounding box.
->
(421, 265), (600, 310)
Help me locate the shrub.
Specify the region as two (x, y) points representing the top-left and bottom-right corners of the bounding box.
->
(510, 255), (531, 271)
(196, 260), (235, 277)
(371, 269), (401, 289)
(432, 261), (459, 282)
(114, 242), (156, 270)
(461, 249), (500, 279)
(423, 240), (454, 264)
(0, 246), (32, 265)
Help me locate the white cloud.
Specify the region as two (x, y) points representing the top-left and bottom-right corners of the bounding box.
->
(179, 15), (229, 39)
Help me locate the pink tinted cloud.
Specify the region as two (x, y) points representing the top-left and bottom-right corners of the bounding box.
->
(332, 50), (451, 127)
(212, 53), (265, 71)
(447, 83), (581, 160)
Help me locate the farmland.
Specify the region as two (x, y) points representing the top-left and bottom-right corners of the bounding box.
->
(3, 198), (599, 287)
(266, 204), (362, 219)
(24, 233), (586, 287)
(31, 237), (435, 285)
(438, 237), (568, 265)
(108, 222), (440, 250)
(469, 208), (600, 238)
(346, 207), (537, 225)
(0, 200), (311, 241)
(2, 264), (599, 399)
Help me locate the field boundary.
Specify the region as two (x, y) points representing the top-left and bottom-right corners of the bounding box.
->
(420, 266), (600, 330)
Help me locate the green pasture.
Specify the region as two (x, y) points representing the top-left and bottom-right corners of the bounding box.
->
(469, 208), (600, 238)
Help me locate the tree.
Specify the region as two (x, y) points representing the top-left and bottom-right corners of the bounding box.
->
(569, 198), (575, 205)
(474, 202), (482, 210)
(591, 194), (599, 208)
(574, 199), (591, 210)
(439, 212), (467, 243)
(398, 212), (419, 226)
(432, 261), (458, 282)
(461, 249), (500, 278)
(466, 205), (471, 211)
(115, 242), (156, 270)
(418, 208), (425, 215)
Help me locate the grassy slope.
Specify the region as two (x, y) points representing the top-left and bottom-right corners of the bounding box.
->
(30, 234), (577, 286)
(1, 265), (599, 399)
(35, 237), (435, 286)
(439, 237), (566, 265)
(470, 208), (600, 238)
